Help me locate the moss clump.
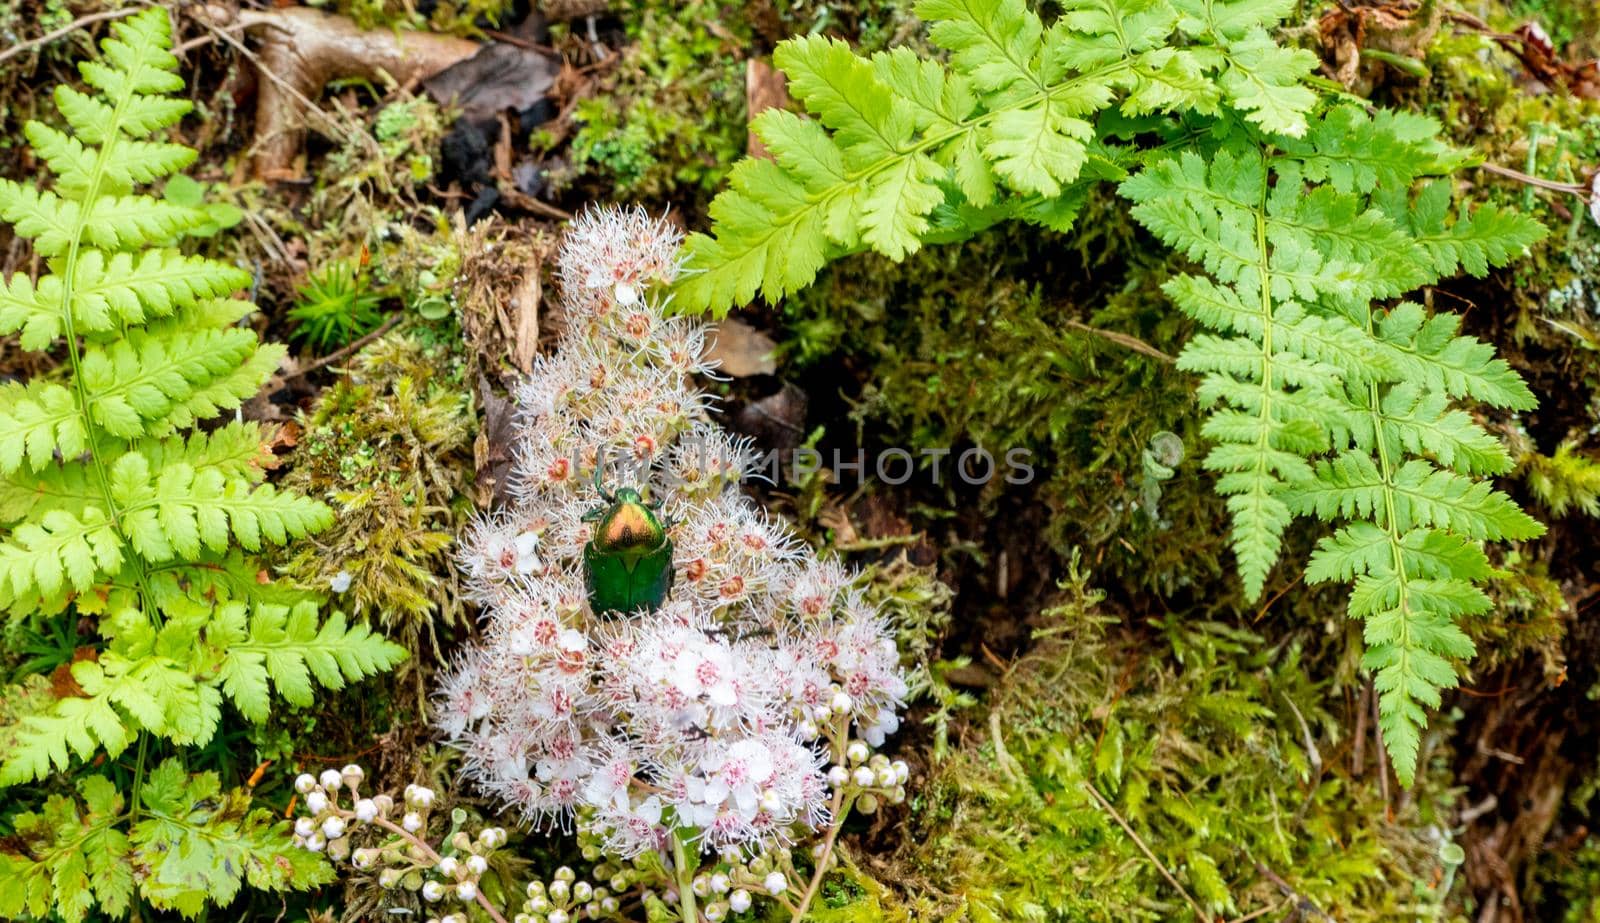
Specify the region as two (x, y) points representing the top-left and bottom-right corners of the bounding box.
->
(844, 570), (1467, 921)
(281, 332), (477, 643)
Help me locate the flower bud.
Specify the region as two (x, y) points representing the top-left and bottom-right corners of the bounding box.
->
(857, 793), (879, 815)
(692, 874), (710, 897)
(760, 789), (783, 813)
(892, 760), (909, 784)
(442, 915), (466, 923)
(729, 889), (752, 913)
(798, 719), (819, 738)
(555, 866), (576, 882)
(852, 766), (876, 787)
(320, 769), (344, 791)
(306, 791), (329, 815)
(422, 880), (446, 902)
(710, 873), (730, 894)
(877, 767), (897, 787)
(528, 880), (547, 898)
(601, 896), (620, 913)
(846, 741), (869, 764)
(403, 812), (423, 833)
(353, 848), (377, 869)
(480, 826), (507, 848)
(321, 816), (347, 839)
(294, 817), (315, 838)
(548, 911), (570, 923)
(764, 871), (787, 896)
(438, 857), (459, 877)
(379, 868), (403, 888)
(827, 765), (849, 786)
(304, 833), (326, 852)
(294, 773), (317, 794)
(374, 793), (395, 814)
(573, 881), (593, 902)
(831, 691), (853, 714)
(456, 881), (478, 901)
(549, 879), (570, 902)
(342, 764), (365, 786)
(467, 854), (488, 875)
(891, 785), (907, 804)
(355, 798), (378, 822)
(527, 896), (551, 913)
(705, 902), (728, 922)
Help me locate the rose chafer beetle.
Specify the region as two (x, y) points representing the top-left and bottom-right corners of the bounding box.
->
(582, 468), (674, 615)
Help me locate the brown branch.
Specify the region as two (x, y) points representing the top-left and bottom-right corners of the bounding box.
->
(1477, 162), (1591, 197)
(282, 313), (405, 382)
(0, 5), (144, 67)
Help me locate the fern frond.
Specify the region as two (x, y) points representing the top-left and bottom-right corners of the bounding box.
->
(0, 381), (88, 473)
(676, 0), (1320, 316)
(211, 601), (407, 723)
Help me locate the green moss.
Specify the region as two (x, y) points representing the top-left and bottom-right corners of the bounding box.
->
(280, 332), (477, 643)
(850, 572), (1467, 921)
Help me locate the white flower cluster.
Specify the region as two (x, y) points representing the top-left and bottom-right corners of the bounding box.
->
(438, 206), (908, 861)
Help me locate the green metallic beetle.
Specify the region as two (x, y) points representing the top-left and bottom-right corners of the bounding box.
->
(582, 469), (674, 615)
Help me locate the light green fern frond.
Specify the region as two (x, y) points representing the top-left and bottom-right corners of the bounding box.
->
(674, 0), (1318, 316)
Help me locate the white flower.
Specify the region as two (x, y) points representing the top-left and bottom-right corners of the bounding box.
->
(729, 889), (752, 913)
(330, 569), (353, 593)
(514, 531), (542, 574)
(764, 872), (788, 896)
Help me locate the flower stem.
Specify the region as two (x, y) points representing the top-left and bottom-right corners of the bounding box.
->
(672, 830), (699, 923)
(368, 814), (510, 923)
(791, 790), (851, 921)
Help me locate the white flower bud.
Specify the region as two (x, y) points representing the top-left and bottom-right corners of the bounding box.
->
(764, 871), (787, 896)
(846, 741), (869, 764)
(466, 854), (488, 875)
(876, 767), (897, 787)
(549, 879), (570, 902)
(527, 880), (547, 898)
(422, 880), (447, 902)
(852, 766), (876, 787)
(438, 857), (459, 877)
(760, 789), (783, 813)
(403, 811), (423, 833)
(294, 773), (317, 794)
(831, 691), (853, 714)
(320, 769), (343, 790)
(407, 785), (436, 808)
(857, 793), (879, 815)
(379, 868), (403, 888)
(574, 881), (593, 902)
(352, 848), (377, 869)
(891, 785), (907, 804)
(827, 765), (849, 786)
(321, 816), (347, 839)
(729, 889), (752, 913)
(710, 873), (731, 894)
(305, 792), (329, 815)
(479, 826), (507, 848)
(892, 760), (909, 784)
(527, 896), (550, 913)
(601, 896), (620, 913)
(799, 719), (819, 738)
(304, 833), (326, 852)
(442, 915), (466, 923)
(555, 866), (576, 882)
(456, 881), (477, 901)
(355, 798), (378, 822)
(341, 764), (365, 786)
(692, 874), (710, 896)
(705, 902), (728, 922)
(294, 817), (315, 838)
(515, 916), (533, 923)
(548, 911), (570, 923)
